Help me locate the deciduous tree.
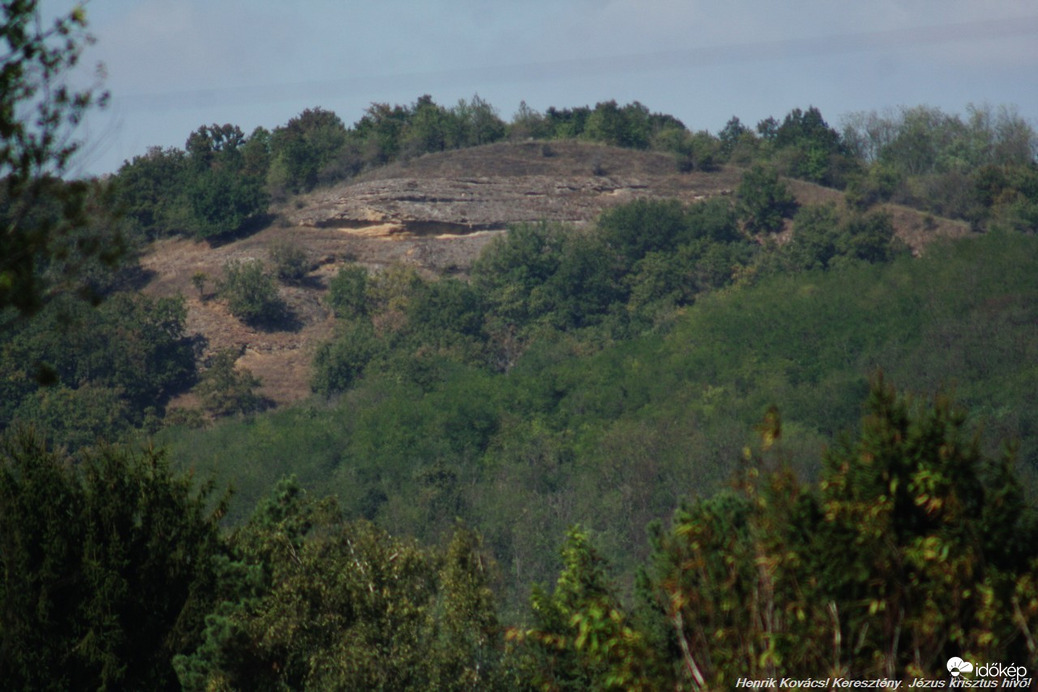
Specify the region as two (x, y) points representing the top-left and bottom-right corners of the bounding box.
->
(1, 1), (115, 315)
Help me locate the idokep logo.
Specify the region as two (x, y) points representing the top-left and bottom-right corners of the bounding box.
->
(946, 656), (1029, 681)
(947, 657), (974, 677)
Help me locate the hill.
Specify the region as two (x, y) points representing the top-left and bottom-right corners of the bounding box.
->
(138, 140), (968, 408)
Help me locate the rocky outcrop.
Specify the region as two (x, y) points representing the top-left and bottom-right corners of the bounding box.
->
(289, 175), (663, 233)
(284, 141), (741, 237)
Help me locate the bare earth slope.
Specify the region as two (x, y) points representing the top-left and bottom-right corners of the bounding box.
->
(139, 140), (969, 409)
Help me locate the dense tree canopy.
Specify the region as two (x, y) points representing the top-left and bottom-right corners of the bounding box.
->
(0, 434), (225, 690)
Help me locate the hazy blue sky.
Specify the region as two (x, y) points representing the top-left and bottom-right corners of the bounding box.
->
(60, 0), (1038, 176)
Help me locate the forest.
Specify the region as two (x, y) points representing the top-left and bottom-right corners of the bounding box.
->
(3, 3), (1038, 689)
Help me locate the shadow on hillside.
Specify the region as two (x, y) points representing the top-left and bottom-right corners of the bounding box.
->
(114, 265), (157, 292)
(286, 275), (326, 291)
(244, 303), (303, 334)
(205, 214), (278, 248)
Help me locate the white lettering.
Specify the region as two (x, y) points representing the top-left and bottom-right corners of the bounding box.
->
(736, 678), (777, 688)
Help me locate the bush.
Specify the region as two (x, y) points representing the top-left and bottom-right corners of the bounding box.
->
(268, 238), (310, 284)
(326, 264), (369, 319)
(311, 320), (381, 394)
(195, 349), (265, 417)
(219, 259), (287, 327)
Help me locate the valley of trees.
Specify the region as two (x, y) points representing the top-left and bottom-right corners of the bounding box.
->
(4, 3), (1038, 688)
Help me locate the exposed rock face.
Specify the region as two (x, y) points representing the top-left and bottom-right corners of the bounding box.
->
(285, 140), (741, 241)
(292, 175), (656, 233)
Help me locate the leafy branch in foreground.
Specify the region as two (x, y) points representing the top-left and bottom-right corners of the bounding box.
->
(1, 1), (116, 315)
(518, 376), (1038, 688)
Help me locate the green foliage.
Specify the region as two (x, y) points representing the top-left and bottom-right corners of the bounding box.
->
(509, 100), (552, 140)
(267, 107), (348, 196)
(771, 106), (858, 186)
(447, 94), (508, 147)
(583, 100), (654, 149)
(267, 237), (310, 284)
(113, 125), (271, 241)
(737, 164), (799, 234)
(471, 221), (567, 331)
(405, 277), (488, 359)
(0, 432), (226, 690)
(326, 263), (370, 319)
(168, 231), (1038, 622)
(174, 480), (511, 690)
(0, 1), (115, 316)
(844, 162), (902, 210)
(366, 263), (424, 316)
(311, 319), (381, 394)
(191, 271), (208, 300)
(718, 116), (752, 160)
(839, 210), (901, 264)
(842, 104), (1038, 226)
(218, 259), (287, 327)
(195, 349), (265, 418)
(471, 198), (752, 342)
(347, 94), (509, 165)
(516, 526), (660, 689)
(598, 198), (690, 265)
(0, 292), (197, 447)
(784, 204), (905, 271)
(639, 377), (1038, 686)
(184, 125), (269, 239)
(13, 383), (130, 451)
(113, 146), (191, 237)
(656, 128), (720, 172)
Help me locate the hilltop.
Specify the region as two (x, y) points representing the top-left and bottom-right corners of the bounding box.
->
(138, 140), (968, 409)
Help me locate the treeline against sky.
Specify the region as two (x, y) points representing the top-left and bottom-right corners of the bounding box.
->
(112, 96), (1038, 242)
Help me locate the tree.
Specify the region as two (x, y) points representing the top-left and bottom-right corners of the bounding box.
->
(409, 278), (484, 337)
(639, 377), (1038, 687)
(597, 198), (689, 266)
(326, 264), (369, 319)
(718, 116), (751, 159)
(268, 107), (347, 195)
(446, 95), (506, 148)
(183, 124), (269, 238)
(737, 164), (798, 234)
(516, 527), (659, 690)
(113, 146), (190, 238)
(509, 100), (550, 140)
(218, 259), (287, 327)
(195, 349), (265, 417)
(311, 319), (380, 394)
(582, 100), (655, 150)
(350, 101), (410, 166)
(0, 432), (226, 689)
(1, 292), (197, 446)
(401, 94), (449, 158)
(838, 210), (900, 264)
(771, 106), (858, 186)
(786, 203), (844, 270)
(1, 1), (116, 315)
(174, 480), (510, 690)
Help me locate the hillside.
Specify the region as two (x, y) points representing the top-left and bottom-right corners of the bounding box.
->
(139, 140), (969, 408)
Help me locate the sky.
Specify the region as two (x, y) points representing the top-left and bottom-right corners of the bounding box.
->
(53, 0), (1038, 177)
